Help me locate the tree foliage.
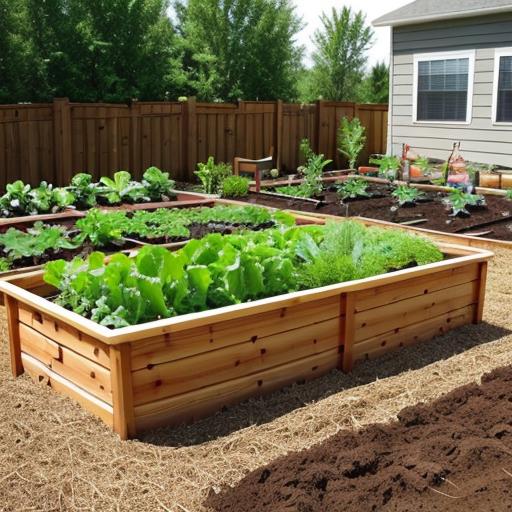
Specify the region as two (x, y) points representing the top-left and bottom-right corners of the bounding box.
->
(309, 7), (374, 102)
(359, 61), (389, 103)
(175, 0), (303, 101)
(1, 0), (185, 103)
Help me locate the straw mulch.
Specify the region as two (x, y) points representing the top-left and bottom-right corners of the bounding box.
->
(0, 248), (511, 511)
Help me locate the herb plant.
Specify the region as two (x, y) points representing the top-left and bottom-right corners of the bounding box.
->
(195, 157), (232, 194)
(337, 117), (366, 170)
(443, 189), (486, 217)
(221, 176), (250, 198)
(392, 185), (424, 206)
(337, 178), (370, 201)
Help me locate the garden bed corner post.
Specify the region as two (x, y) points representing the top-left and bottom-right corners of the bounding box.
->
(5, 295), (23, 377)
(109, 343), (136, 440)
(475, 261), (489, 324)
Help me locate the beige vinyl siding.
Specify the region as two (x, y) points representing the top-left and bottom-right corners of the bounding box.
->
(390, 16), (512, 167)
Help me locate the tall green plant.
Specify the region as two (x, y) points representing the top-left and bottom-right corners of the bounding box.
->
(337, 117), (366, 169)
(194, 157), (232, 195)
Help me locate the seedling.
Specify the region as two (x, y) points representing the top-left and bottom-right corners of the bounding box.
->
(369, 155), (401, 181)
(392, 185), (424, 207)
(337, 178), (370, 201)
(443, 189), (486, 217)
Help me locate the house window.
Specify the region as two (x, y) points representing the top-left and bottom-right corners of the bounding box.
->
(413, 51), (475, 124)
(493, 49), (512, 123)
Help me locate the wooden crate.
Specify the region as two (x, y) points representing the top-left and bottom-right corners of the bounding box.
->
(0, 241), (492, 439)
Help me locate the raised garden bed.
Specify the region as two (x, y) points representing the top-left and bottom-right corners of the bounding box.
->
(237, 182), (512, 241)
(0, 224), (492, 439)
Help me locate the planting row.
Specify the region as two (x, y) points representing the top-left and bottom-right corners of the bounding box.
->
(241, 178), (512, 241)
(0, 205), (292, 272)
(0, 167), (177, 218)
(44, 221), (444, 328)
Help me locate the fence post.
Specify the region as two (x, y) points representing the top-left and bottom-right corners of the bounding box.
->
(130, 100), (141, 178)
(53, 98), (72, 184)
(275, 100), (283, 170)
(183, 96), (197, 181)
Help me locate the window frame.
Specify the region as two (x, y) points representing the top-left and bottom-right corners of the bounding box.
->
(492, 47), (512, 126)
(412, 50), (475, 125)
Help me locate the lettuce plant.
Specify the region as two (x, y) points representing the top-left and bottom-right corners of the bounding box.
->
(142, 167), (176, 201)
(98, 171), (149, 204)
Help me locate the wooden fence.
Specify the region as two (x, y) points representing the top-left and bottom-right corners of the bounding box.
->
(0, 98), (387, 189)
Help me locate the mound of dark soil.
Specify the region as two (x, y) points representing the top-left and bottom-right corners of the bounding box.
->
(207, 366), (512, 512)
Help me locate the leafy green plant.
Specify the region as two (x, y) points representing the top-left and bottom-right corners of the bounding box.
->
(0, 180), (75, 217)
(142, 167), (176, 201)
(221, 176), (250, 198)
(44, 228), (322, 327)
(336, 178), (369, 201)
(369, 155), (401, 181)
(0, 222), (78, 261)
(44, 222), (444, 328)
(195, 157), (232, 195)
(505, 189), (512, 200)
(0, 257), (11, 272)
(337, 117), (366, 169)
(68, 173), (98, 209)
(443, 189), (486, 217)
(414, 156), (430, 174)
(392, 185), (424, 206)
(98, 171), (149, 204)
(74, 209), (129, 247)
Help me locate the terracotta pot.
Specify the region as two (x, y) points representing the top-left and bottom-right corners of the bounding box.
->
(409, 165), (423, 178)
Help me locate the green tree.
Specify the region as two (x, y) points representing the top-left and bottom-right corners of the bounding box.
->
(0, 0), (41, 102)
(175, 0), (303, 101)
(309, 7), (374, 102)
(22, 0), (185, 102)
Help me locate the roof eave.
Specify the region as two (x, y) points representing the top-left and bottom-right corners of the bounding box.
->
(373, 4), (512, 27)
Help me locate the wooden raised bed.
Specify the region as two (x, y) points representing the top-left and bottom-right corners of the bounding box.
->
(0, 239), (492, 439)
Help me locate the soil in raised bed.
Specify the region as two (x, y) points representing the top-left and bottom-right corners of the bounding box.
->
(238, 184), (512, 241)
(207, 364), (512, 512)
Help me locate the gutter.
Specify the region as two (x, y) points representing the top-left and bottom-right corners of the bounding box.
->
(373, 4), (512, 27)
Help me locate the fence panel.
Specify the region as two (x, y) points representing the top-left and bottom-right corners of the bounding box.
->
(0, 98), (388, 190)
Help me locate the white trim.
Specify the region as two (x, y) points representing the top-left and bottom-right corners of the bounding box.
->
(412, 50), (475, 125)
(373, 5), (512, 27)
(492, 47), (512, 126)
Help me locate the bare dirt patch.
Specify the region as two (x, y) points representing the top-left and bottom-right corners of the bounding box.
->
(207, 365), (512, 512)
(0, 249), (511, 511)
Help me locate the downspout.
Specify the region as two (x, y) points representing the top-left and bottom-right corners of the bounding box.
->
(388, 26), (394, 155)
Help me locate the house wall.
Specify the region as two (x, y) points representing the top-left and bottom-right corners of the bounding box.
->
(390, 13), (512, 167)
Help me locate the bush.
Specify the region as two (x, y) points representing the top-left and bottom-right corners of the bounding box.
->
(221, 176), (250, 198)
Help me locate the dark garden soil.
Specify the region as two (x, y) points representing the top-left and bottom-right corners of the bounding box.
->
(207, 365), (512, 512)
(238, 184), (512, 241)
